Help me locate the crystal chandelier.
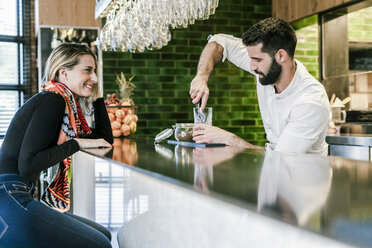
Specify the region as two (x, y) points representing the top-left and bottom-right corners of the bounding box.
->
(96, 0), (219, 52)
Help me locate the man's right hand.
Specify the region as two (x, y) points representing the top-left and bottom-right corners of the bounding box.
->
(189, 74), (210, 112)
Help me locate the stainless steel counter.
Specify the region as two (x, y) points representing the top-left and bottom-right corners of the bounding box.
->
(72, 136), (372, 248)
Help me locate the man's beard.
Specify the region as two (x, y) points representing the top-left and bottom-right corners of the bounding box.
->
(255, 58), (282, 86)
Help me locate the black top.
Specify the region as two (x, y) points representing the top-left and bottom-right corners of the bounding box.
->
(0, 91), (113, 183)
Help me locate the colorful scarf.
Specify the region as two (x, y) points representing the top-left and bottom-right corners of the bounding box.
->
(40, 80), (91, 212)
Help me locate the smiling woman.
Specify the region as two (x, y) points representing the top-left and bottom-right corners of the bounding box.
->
(0, 43), (113, 248)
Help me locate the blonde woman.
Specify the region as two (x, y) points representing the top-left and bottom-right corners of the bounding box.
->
(0, 43), (113, 247)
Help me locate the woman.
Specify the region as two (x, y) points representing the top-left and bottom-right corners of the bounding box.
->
(0, 43), (113, 248)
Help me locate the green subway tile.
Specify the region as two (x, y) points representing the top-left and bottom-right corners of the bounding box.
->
(176, 75), (195, 82)
(175, 46), (203, 54)
(242, 84), (257, 90)
(216, 83), (242, 90)
(207, 18), (229, 25)
(136, 82), (161, 90)
(231, 120), (255, 125)
(176, 61), (198, 68)
(224, 127), (243, 133)
(218, 98), (242, 104)
(213, 91), (230, 97)
(243, 98), (259, 104)
(117, 60), (146, 67)
(102, 60), (117, 67)
(240, 133), (256, 140)
(103, 51), (132, 60)
(295, 51), (305, 56)
(147, 75), (175, 83)
(189, 25), (216, 32)
(138, 113), (161, 120)
(132, 90), (146, 97)
(190, 39), (209, 46)
(256, 119), (263, 125)
(163, 98), (191, 104)
(137, 127), (163, 135)
(147, 105), (175, 113)
(215, 25), (243, 33)
(150, 90), (175, 97)
(137, 105), (148, 113)
(147, 120), (175, 127)
(231, 105), (256, 112)
(175, 104), (194, 112)
(230, 91), (250, 97)
(216, 112), (244, 119)
(244, 126), (265, 133)
(213, 105), (230, 112)
(162, 83), (187, 90)
(159, 45), (175, 53)
(189, 54), (202, 61)
(255, 133), (266, 140)
(230, 5), (254, 12)
(169, 38), (190, 46)
(132, 53), (160, 60)
(161, 113), (189, 119)
(103, 68), (132, 75)
(217, 11), (242, 19)
(305, 51), (319, 56)
(160, 68), (188, 75)
(212, 120), (229, 126)
(254, 5), (271, 13)
(243, 112), (262, 118)
(136, 98), (160, 104)
(174, 31), (202, 39)
(162, 53), (188, 60)
(132, 68), (160, 75)
(175, 90), (190, 97)
(147, 61), (175, 67)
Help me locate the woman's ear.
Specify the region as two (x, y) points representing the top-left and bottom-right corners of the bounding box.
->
(58, 68), (68, 82)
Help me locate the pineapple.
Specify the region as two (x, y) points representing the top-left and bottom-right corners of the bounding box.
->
(116, 72), (136, 106)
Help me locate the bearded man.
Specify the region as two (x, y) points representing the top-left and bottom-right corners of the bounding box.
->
(189, 17), (330, 155)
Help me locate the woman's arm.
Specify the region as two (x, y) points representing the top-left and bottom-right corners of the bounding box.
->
(88, 97), (114, 144)
(18, 93), (80, 179)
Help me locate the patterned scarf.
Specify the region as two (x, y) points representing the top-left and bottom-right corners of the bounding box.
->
(40, 80), (91, 212)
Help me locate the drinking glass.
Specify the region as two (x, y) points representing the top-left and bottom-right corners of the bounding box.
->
(193, 107), (212, 125)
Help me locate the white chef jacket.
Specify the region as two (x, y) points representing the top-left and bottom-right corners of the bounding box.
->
(208, 34), (331, 155)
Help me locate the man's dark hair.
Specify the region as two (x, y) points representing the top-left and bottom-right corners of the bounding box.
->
(241, 17), (297, 58)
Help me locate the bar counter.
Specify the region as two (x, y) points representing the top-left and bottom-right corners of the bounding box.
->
(72, 136), (372, 248)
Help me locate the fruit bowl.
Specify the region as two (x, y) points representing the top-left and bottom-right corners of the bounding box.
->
(106, 105), (138, 137)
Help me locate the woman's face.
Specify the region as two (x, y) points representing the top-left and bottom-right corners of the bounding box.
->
(62, 54), (98, 98)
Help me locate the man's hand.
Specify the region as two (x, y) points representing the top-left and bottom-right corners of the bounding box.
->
(192, 124), (235, 145)
(189, 74), (209, 112)
(192, 123), (265, 150)
(74, 138), (112, 149)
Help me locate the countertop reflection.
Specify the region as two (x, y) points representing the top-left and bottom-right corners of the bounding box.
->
(82, 136), (372, 247)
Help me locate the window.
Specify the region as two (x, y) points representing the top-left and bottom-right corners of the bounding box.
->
(0, 0), (32, 137)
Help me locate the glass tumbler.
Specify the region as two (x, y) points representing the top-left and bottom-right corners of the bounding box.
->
(193, 107), (212, 125)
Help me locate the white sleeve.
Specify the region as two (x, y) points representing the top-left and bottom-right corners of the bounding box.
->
(275, 103), (329, 154)
(208, 34), (252, 72)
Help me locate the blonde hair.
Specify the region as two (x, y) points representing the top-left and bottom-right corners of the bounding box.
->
(43, 43), (100, 113)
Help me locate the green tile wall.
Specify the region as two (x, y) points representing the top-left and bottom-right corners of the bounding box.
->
(348, 6), (372, 42)
(293, 17), (320, 80)
(102, 0), (271, 146)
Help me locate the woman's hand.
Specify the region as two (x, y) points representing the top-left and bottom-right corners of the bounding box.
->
(74, 138), (112, 149)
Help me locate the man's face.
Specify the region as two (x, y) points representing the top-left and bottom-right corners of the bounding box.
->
(247, 43), (282, 86)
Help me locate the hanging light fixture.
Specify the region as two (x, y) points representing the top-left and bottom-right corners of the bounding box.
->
(96, 0), (219, 52)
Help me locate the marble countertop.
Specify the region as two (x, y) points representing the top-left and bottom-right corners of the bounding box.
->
(82, 136), (372, 247)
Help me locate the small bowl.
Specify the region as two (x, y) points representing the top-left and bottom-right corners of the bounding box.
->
(174, 123), (194, 142)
